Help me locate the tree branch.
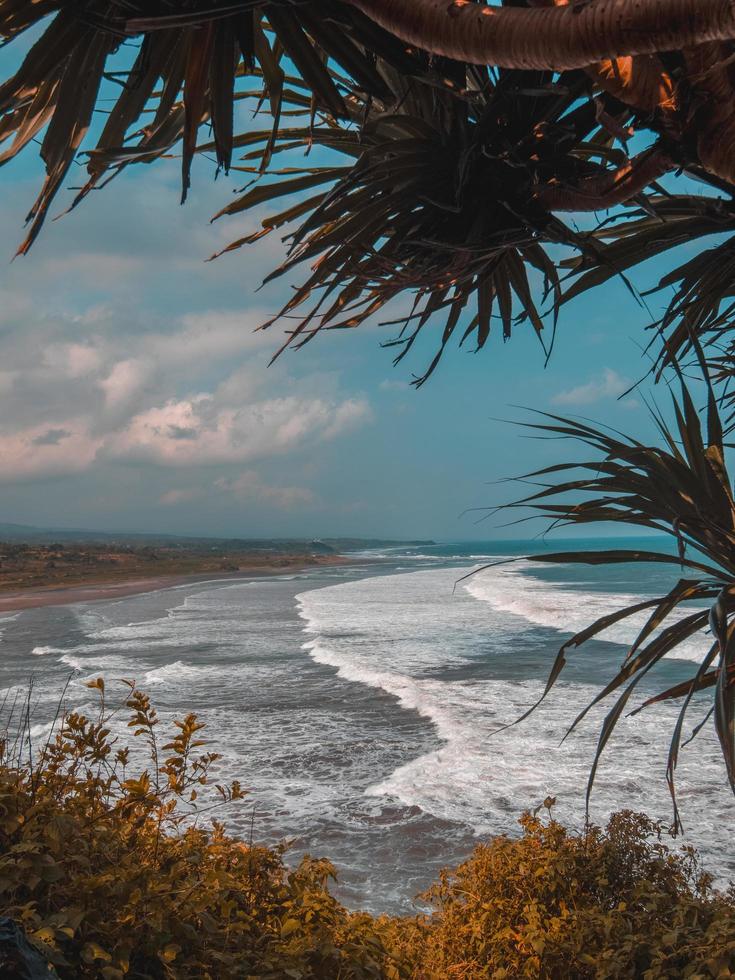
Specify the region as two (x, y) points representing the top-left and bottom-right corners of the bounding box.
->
(348, 0), (735, 71)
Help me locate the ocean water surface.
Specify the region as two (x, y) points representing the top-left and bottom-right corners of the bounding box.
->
(0, 538), (732, 913)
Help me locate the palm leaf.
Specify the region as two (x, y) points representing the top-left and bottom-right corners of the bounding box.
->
(475, 366), (735, 814)
(1, 1), (693, 380)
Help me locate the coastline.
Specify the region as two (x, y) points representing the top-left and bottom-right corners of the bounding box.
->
(0, 555), (351, 614)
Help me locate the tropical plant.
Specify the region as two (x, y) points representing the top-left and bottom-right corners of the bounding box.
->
(468, 361), (735, 821)
(387, 808), (735, 979)
(3, 2), (735, 381)
(1, 684), (733, 978)
(0, 679), (403, 979)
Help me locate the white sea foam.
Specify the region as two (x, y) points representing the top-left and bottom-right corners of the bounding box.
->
(5, 558), (731, 907)
(0, 613), (18, 645)
(30, 721), (54, 740)
(141, 661), (204, 686)
(306, 640), (457, 740)
(296, 565), (733, 876)
(463, 562), (712, 663)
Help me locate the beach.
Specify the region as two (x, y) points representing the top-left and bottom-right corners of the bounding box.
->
(0, 554), (349, 613)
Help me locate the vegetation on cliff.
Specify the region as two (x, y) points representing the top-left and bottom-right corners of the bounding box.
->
(0, 685), (732, 979)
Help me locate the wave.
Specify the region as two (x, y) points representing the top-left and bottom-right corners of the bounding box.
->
(30, 721), (54, 741)
(295, 565), (733, 872)
(0, 613), (18, 645)
(141, 661), (204, 686)
(463, 562), (711, 664)
(305, 640), (457, 742)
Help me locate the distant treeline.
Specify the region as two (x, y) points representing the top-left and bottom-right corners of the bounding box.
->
(0, 523), (435, 555)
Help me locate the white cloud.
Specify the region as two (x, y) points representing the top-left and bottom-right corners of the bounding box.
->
(106, 393), (371, 467)
(551, 368), (631, 406)
(159, 488), (204, 506)
(0, 421), (102, 482)
(0, 292), (372, 483)
(59, 343), (102, 379)
(0, 163), (373, 498)
(149, 310), (273, 366)
(98, 359), (149, 409)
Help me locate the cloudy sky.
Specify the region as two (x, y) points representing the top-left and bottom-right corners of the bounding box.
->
(0, 47), (685, 541)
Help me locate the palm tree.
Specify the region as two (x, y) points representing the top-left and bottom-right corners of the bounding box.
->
(5, 2), (735, 375)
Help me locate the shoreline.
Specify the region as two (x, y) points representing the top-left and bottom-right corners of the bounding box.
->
(0, 556), (352, 614)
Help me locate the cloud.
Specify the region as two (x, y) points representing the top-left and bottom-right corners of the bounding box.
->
(379, 379), (410, 392)
(105, 394), (371, 467)
(0, 422), (102, 482)
(215, 471), (317, 510)
(161, 472), (318, 511)
(551, 368), (630, 406)
(0, 158), (375, 533)
(148, 310), (273, 368)
(56, 344), (102, 379)
(98, 359), (150, 410)
(159, 488), (203, 506)
(0, 286), (372, 484)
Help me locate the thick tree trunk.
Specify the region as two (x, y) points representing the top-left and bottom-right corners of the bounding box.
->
(347, 0), (735, 71)
(526, 0), (676, 114)
(685, 43), (735, 183)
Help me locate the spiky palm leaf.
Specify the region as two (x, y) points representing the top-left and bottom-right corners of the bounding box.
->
(562, 195), (735, 378)
(1, 0), (726, 381)
(204, 67), (689, 379)
(0, 0), (408, 251)
(468, 368), (735, 823)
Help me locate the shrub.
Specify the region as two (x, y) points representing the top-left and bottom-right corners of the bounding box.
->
(0, 683), (732, 979)
(386, 807), (735, 979)
(0, 680), (401, 979)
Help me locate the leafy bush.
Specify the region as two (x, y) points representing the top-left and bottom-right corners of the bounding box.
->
(0, 681), (400, 979)
(387, 807), (735, 979)
(0, 684), (732, 979)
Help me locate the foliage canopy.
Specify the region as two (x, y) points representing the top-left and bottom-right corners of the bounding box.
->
(2, 1), (735, 379)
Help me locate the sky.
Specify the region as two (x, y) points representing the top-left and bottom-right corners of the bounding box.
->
(0, 43), (703, 542)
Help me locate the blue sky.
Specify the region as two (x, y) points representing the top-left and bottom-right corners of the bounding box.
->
(0, 45), (699, 541)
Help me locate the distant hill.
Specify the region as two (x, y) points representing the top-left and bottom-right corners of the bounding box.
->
(0, 523), (434, 554)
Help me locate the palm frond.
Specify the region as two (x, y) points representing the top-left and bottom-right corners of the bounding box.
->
(0, 1), (706, 380)
(211, 71), (670, 381)
(477, 367), (735, 819)
(0, 0), (404, 251)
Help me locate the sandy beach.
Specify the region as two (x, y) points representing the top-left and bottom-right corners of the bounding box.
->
(0, 556), (349, 614)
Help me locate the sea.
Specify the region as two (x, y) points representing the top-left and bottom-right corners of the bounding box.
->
(0, 537), (732, 914)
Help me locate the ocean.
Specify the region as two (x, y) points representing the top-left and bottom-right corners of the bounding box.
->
(0, 538), (732, 914)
